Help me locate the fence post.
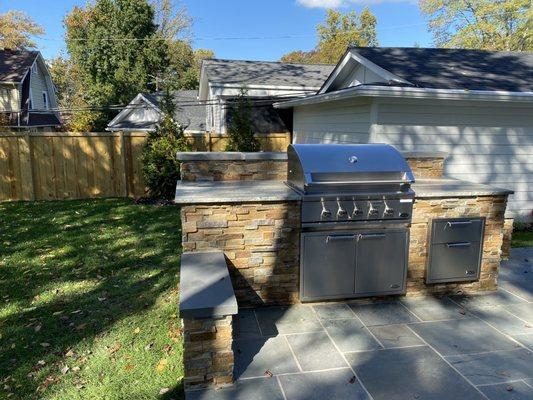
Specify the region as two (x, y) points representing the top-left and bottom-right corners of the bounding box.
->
(120, 131), (129, 197)
(19, 133), (36, 200)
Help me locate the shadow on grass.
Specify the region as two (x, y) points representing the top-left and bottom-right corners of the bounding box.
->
(0, 198), (184, 399)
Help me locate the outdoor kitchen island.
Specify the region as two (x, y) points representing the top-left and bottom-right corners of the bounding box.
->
(175, 147), (514, 391)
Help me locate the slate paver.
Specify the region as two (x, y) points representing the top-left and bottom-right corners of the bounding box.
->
(409, 318), (519, 356)
(278, 368), (370, 400)
(449, 290), (526, 310)
(503, 303), (533, 325)
(499, 281), (533, 302)
(312, 303), (356, 320)
(472, 306), (533, 335)
(368, 324), (424, 348)
(478, 381), (533, 400)
(186, 376), (284, 400)
(513, 333), (533, 350)
(446, 348), (533, 385)
(349, 301), (419, 326)
(234, 309), (262, 339)
(233, 336), (300, 379)
(322, 318), (381, 353)
(254, 306), (323, 336)
(286, 331), (347, 371)
(346, 346), (484, 400)
(401, 296), (470, 321)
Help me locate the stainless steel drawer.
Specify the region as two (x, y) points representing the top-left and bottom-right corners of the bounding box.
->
(427, 242), (482, 283)
(431, 218), (484, 244)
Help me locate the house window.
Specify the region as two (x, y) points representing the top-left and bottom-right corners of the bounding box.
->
(31, 63), (37, 75)
(28, 88), (33, 110)
(42, 91), (49, 110)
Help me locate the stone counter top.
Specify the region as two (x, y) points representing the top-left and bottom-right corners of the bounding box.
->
(175, 178), (512, 205)
(413, 179), (514, 198)
(175, 180), (300, 204)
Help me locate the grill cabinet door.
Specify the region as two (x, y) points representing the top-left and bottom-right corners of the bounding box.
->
(301, 233), (356, 301)
(428, 242), (482, 283)
(355, 231), (408, 295)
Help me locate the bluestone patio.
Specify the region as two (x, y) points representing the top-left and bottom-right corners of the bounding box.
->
(188, 247), (533, 400)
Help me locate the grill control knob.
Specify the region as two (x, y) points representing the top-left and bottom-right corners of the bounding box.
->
(368, 203), (379, 216)
(352, 203), (363, 218)
(321, 208), (332, 219)
(337, 207), (348, 219)
(384, 205), (394, 216)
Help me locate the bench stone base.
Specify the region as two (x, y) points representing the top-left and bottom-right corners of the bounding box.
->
(183, 315), (234, 390)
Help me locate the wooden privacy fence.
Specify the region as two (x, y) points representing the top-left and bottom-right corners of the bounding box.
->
(0, 131), (290, 201)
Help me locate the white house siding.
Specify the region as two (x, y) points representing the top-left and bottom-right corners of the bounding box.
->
(292, 97), (533, 221)
(292, 98), (372, 144)
(29, 62), (52, 111)
(0, 84), (20, 111)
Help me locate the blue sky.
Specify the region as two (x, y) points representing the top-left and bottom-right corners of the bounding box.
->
(1, 0), (433, 61)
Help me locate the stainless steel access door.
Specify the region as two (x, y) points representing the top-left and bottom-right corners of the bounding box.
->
(301, 232), (356, 301)
(355, 230), (408, 295)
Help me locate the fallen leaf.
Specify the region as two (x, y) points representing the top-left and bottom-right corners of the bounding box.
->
(498, 371), (511, 377)
(506, 385), (513, 392)
(34, 324), (42, 332)
(65, 349), (75, 357)
(124, 364), (135, 371)
(61, 365), (70, 375)
(163, 344), (172, 354)
(37, 360), (46, 366)
(264, 370), (273, 378)
(348, 375), (356, 384)
(156, 359), (168, 373)
(72, 366), (80, 372)
(144, 343), (154, 351)
(40, 343), (50, 348)
(108, 343), (122, 355)
(134, 327), (140, 334)
(458, 309), (466, 315)
(159, 388), (170, 395)
(75, 323), (87, 331)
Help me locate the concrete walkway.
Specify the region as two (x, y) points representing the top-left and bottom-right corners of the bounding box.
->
(188, 248), (533, 400)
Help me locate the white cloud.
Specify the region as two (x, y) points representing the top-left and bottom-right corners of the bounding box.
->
(296, 0), (414, 8)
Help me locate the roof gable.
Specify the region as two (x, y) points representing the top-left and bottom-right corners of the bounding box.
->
(0, 50), (39, 83)
(345, 47), (533, 92)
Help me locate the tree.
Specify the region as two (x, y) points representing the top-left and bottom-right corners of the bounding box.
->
(178, 48), (215, 89)
(225, 87), (260, 152)
(64, 0), (169, 130)
(141, 90), (190, 199)
(280, 8), (378, 64)
(0, 10), (44, 50)
(420, 0), (532, 51)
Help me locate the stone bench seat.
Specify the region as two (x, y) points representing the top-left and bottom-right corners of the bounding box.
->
(179, 251), (238, 391)
(179, 251), (238, 319)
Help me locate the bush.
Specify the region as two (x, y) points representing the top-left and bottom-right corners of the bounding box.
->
(225, 87), (260, 152)
(141, 92), (190, 199)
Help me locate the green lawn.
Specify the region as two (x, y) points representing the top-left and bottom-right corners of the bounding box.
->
(0, 199), (183, 400)
(512, 229), (533, 248)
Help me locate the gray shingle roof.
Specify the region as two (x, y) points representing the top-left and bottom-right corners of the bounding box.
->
(351, 47), (533, 92)
(202, 59), (335, 88)
(0, 50), (38, 82)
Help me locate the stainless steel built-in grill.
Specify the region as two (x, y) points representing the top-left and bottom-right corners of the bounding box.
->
(286, 144), (415, 301)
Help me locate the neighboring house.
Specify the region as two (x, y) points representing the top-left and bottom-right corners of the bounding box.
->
(107, 90), (206, 133)
(199, 59), (334, 134)
(108, 59), (334, 135)
(0, 49), (61, 130)
(275, 47), (533, 221)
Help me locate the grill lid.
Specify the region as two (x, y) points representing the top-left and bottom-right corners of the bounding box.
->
(287, 144), (415, 194)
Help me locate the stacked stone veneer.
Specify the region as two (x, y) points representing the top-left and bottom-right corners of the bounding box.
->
(183, 316), (233, 390)
(179, 153), (446, 182)
(405, 156), (444, 179)
(181, 160), (287, 182)
(181, 202), (301, 306)
(408, 195), (508, 295)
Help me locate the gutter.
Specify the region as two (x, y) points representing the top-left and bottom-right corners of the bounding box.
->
(274, 85), (533, 108)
